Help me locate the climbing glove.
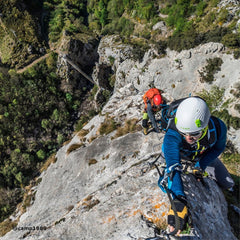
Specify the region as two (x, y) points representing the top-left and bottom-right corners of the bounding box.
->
(168, 196), (188, 232)
(192, 167), (204, 180)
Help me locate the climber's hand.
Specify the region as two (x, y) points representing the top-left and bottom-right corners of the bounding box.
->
(168, 196), (188, 235)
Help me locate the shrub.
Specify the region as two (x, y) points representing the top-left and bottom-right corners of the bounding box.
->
(98, 117), (119, 135)
(199, 58), (223, 83)
(208, 0), (219, 7)
(40, 153), (57, 173)
(213, 109), (240, 130)
(167, 27), (235, 52)
(0, 219), (18, 237)
(74, 115), (90, 131)
(195, 1), (207, 17)
(234, 104), (240, 114)
(114, 119), (142, 139)
(67, 143), (84, 155)
(164, 0), (195, 33)
(88, 159), (98, 165)
(108, 56), (115, 66)
(233, 49), (240, 59)
(37, 150), (46, 160)
(155, 40), (167, 55)
(135, 0), (156, 21)
(221, 33), (240, 48)
(230, 116), (240, 130)
(198, 85), (224, 112)
(117, 17), (134, 37)
(0, 188), (22, 223)
(46, 53), (57, 69)
(203, 27), (229, 43)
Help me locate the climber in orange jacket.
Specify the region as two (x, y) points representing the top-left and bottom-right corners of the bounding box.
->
(142, 88), (163, 135)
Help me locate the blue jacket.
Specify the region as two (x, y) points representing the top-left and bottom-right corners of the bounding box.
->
(162, 117), (227, 197)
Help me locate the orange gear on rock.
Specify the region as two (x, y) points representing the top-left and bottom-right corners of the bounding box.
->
(143, 88), (163, 110)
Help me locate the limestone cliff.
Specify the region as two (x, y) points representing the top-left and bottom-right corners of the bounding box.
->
(1, 37), (239, 240)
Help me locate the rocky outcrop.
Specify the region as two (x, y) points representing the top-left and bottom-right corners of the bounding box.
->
(95, 36), (240, 152)
(56, 36), (100, 92)
(1, 37), (240, 240)
(1, 82), (237, 240)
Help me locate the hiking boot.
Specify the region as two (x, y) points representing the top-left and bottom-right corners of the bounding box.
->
(143, 128), (148, 135)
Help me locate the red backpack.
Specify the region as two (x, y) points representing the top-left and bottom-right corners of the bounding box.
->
(143, 88), (162, 109)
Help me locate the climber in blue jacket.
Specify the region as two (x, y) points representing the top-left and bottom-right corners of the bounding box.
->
(162, 97), (234, 235)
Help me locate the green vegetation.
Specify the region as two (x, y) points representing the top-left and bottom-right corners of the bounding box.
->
(0, 188), (22, 222)
(162, 1), (239, 52)
(198, 85), (225, 112)
(214, 109), (240, 130)
(222, 145), (240, 239)
(98, 116), (119, 135)
(43, 0), (88, 42)
(114, 119), (142, 138)
(199, 57), (223, 83)
(0, 1), (45, 68)
(0, 218), (18, 237)
(199, 86), (240, 130)
(162, 0), (196, 34)
(66, 143), (85, 155)
(74, 110), (98, 132)
(0, 54), (86, 219)
(42, 0), (239, 52)
(1, 0), (239, 67)
(88, 0), (156, 36)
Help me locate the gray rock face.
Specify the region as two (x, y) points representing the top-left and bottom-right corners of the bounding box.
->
(1, 130), (236, 240)
(96, 37), (240, 152)
(183, 174), (233, 240)
(1, 37), (239, 240)
(1, 82), (237, 240)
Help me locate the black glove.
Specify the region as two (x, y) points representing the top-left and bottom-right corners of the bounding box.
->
(192, 167), (204, 180)
(168, 196), (188, 232)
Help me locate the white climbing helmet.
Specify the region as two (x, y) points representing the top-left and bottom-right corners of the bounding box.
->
(175, 97), (210, 134)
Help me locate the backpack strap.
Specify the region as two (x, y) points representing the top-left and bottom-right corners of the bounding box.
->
(210, 116), (221, 139)
(159, 98), (187, 132)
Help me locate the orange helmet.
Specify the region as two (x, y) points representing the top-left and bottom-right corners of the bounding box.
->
(153, 94), (162, 106)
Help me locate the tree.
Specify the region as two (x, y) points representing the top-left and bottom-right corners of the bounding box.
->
(37, 150), (46, 161)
